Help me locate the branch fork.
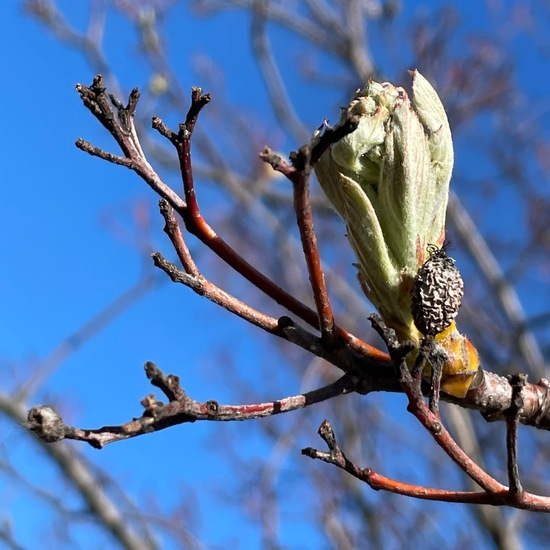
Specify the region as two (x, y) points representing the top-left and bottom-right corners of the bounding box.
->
(304, 316), (548, 510)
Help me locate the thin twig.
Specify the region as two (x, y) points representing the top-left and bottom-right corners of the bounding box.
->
(302, 419), (550, 511)
(506, 373), (526, 496)
(75, 138), (134, 167)
(152, 252), (279, 332)
(27, 364), (359, 449)
(370, 314), (505, 493)
(399, 348), (505, 493)
(75, 76), (186, 211)
(289, 145), (336, 343)
(158, 199), (200, 276)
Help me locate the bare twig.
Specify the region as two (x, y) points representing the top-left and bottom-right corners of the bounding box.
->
(75, 76), (186, 211)
(506, 373), (526, 496)
(288, 145), (336, 343)
(303, 419), (550, 511)
(158, 199), (200, 276)
(28, 363), (358, 449)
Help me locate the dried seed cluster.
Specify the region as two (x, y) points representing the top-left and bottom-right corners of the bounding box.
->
(411, 244), (464, 336)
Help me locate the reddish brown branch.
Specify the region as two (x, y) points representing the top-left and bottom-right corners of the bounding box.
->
(158, 199), (199, 276)
(177, 209), (324, 328)
(151, 253), (389, 374)
(151, 88), (388, 364)
(152, 252), (279, 332)
(171, 89), (208, 216)
(370, 314), (505, 493)
(303, 419), (550, 511)
(28, 364), (358, 449)
(361, 471), (500, 504)
(152, 89), (329, 332)
(289, 145), (336, 344)
(401, 372), (505, 494)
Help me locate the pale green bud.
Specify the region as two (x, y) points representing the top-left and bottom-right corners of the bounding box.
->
(315, 70), (453, 339)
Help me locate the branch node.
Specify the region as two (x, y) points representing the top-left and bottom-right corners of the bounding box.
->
(309, 113), (360, 165)
(205, 400), (219, 416)
(152, 115), (176, 142)
(302, 420), (347, 468)
(289, 144), (312, 174)
(259, 147), (293, 177)
(141, 393), (165, 417)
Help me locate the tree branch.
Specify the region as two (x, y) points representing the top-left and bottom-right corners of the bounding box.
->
(27, 363), (359, 449)
(303, 419), (550, 511)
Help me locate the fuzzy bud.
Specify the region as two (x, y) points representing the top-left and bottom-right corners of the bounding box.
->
(315, 70), (453, 339)
(315, 71), (480, 397)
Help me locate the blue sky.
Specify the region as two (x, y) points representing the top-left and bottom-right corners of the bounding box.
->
(1, 3), (345, 548)
(2, 1), (550, 549)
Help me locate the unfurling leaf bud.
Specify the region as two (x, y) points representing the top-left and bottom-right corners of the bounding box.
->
(315, 71), (479, 397)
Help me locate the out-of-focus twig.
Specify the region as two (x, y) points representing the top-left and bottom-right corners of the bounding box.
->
(15, 273), (159, 402)
(251, 0), (310, 143)
(448, 192), (546, 378)
(1, 392), (157, 550)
